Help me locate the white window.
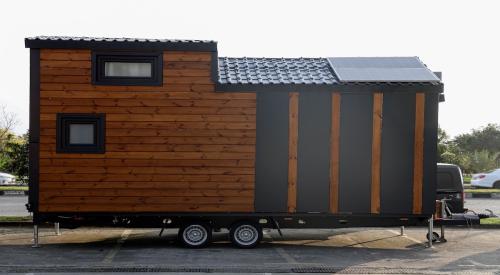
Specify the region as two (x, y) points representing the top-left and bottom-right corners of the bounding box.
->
(104, 62), (152, 78)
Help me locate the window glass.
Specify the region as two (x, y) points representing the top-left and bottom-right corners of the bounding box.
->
(92, 52), (162, 86)
(69, 124), (95, 145)
(437, 172), (455, 190)
(57, 114), (105, 154)
(104, 62), (152, 77)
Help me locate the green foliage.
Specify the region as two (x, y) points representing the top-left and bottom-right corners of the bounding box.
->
(437, 125), (500, 173)
(481, 218), (500, 225)
(0, 132), (29, 184)
(464, 150), (499, 173)
(0, 216), (32, 222)
(0, 186), (28, 191)
(454, 124), (500, 154)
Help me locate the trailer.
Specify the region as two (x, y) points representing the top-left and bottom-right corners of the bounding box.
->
(26, 36), (444, 248)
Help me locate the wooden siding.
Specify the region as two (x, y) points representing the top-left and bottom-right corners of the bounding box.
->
(413, 92), (425, 214)
(329, 93), (340, 213)
(38, 49), (256, 213)
(287, 92), (299, 213)
(370, 93), (383, 214)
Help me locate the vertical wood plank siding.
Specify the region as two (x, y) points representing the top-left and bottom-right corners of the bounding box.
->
(329, 93), (341, 213)
(38, 49), (257, 213)
(413, 92), (426, 214)
(371, 93), (383, 214)
(287, 92), (299, 213)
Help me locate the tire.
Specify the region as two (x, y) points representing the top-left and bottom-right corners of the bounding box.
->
(426, 232), (440, 243)
(178, 222), (212, 248)
(493, 181), (500, 189)
(230, 221), (262, 248)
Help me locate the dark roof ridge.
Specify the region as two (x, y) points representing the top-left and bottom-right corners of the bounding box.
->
(26, 35), (216, 43)
(25, 36), (217, 51)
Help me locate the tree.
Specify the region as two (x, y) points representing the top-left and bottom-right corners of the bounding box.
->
(1, 133), (29, 184)
(436, 125), (500, 173)
(437, 126), (450, 163)
(0, 105), (18, 144)
(464, 150), (499, 174)
(454, 124), (500, 155)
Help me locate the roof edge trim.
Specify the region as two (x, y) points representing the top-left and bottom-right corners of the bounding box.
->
(25, 37), (218, 52)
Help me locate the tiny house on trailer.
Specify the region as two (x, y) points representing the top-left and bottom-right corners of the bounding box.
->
(26, 36), (443, 248)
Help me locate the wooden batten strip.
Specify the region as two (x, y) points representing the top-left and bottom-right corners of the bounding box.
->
(413, 93), (425, 214)
(288, 92), (299, 213)
(329, 92), (341, 213)
(371, 92), (383, 214)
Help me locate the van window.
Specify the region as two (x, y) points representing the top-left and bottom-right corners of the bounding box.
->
(437, 171), (455, 190)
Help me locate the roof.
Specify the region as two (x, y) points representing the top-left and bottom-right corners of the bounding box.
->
(218, 57), (337, 85)
(328, 57), (441, 83)
(25, 36), (217, 51)
(25, 36), (443, 90)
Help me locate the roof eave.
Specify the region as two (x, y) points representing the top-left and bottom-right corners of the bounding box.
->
(24, 38), (218, 52)
(215, 82), (443, 93)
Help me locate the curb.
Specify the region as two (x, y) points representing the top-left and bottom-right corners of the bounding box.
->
(464, 192), (500, 199)
(0, 191), (28, 196)
(0, 221), (32, 227)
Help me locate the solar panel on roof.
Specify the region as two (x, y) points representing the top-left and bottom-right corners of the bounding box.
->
(328, 57), (441, 82)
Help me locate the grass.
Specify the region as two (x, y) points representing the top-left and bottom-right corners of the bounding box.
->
(0, 216), (32, 222)
(463, 176), (472, 184)
(0, 186), (28, 191)
(464, 188), (500, 193)
(480, 218), (500, 225)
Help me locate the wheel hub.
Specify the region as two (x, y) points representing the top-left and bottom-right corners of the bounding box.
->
(183, 225), (207, 245)
(236, 225), (257, 244)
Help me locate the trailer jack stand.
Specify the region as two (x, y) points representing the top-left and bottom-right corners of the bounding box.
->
(439, 225), (447, 242)
(427, 215), (433, 248)
(54, 222), (60, 236)
(32, 225), (40, 248)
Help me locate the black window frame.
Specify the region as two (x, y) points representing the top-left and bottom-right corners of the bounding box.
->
(92, 51), (163, 86)
(56, 113), (106, 154)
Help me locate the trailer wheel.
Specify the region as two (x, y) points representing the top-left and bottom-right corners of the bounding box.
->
(178, 222), (211, 248)
(426, 231), (440, 243)
(230, 221), (262, 248)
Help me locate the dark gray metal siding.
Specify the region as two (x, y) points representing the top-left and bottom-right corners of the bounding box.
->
(380, 92), (415, 214)
(338, 93), (373, 213)
(297, 91), (331, 212)
(422, 92), (439, 215)
(29, 49), (40, 218)
(255, 92), (289, 212)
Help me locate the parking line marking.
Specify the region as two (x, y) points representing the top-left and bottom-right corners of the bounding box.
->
(387, 229), (424, 245)
(275, 247), (298, 264)
(102, 229), (131, 264)
(469, 260), (500, 268)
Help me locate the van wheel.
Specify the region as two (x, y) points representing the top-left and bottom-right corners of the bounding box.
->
(178, 222), (211, 248)
(230, 221), (262, 248)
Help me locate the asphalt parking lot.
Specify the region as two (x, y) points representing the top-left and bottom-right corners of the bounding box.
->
(0, 226), (499, 274)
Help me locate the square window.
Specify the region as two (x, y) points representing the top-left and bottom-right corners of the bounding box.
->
(57, 114), (105, 154)
(92, 51), (162, 86)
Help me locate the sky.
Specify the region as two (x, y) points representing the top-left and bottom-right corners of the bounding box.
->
(0, 0), (499, 137)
